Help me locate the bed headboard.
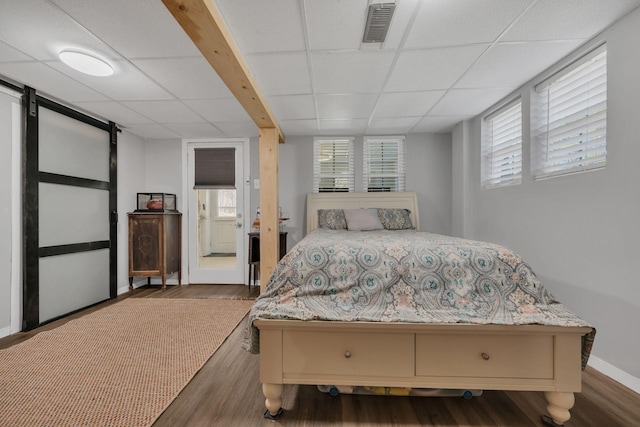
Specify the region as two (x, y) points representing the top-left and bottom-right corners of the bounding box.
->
(306, 192), (419, 234)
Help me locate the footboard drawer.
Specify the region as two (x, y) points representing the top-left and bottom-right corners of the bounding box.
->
(416, 334), (554, 379)
(283, 331), (414, 377)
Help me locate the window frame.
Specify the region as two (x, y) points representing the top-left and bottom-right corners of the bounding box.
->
(215, 189), (236, 219)
(312, 137), (355, 193)
(362, 136), (406, 193)
(532, 44), (607, 180)
(481, 98), (523, 189)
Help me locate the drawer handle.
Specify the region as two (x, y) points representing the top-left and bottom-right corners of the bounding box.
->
(481, 352), (490, 361)
(344, 351), (352, 359)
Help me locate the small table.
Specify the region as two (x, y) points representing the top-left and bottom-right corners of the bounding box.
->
(248, 231), (288, 290)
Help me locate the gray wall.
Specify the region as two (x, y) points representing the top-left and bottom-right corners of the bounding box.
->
(273, 133), (453, 250)
(453, 8), (640, 382)
(116, 130), (148, 294)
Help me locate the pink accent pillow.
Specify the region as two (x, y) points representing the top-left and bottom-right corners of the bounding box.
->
(343, 208), (384, 231)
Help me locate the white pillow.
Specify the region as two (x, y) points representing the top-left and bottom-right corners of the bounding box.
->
(343, 208), (384, 231)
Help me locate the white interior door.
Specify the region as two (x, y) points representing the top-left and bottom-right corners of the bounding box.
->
(187, 140), (249, 284)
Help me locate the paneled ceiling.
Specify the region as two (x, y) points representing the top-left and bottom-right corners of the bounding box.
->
(0, 0), (638, 140)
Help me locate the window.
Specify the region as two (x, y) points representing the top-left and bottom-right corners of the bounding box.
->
(481, 99), (522, 188)
(313, 137), (355, 192)
(532, 44), (607, 179)
(216, 189), (236, 217)
(363, 137), (406, 192)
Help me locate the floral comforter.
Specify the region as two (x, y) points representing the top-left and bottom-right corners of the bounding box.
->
(242, 229), (594, 367)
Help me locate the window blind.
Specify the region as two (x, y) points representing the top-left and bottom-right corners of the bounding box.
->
(194, 147), (235, 189)
(482, 99), (522, 188)
(313, 138), (354, 193)
(533, 45), (607, 179)
(363, 137), (405, 192)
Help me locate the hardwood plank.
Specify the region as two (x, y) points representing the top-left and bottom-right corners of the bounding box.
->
(2, 284), (639, 427)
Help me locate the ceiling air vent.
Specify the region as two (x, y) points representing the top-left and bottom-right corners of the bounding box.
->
(362, 3), (396, 43)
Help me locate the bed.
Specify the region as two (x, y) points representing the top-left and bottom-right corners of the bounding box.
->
(243, 192), (594, 426)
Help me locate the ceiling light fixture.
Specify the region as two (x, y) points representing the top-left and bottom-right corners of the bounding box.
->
(58, 50), (114, 77)
(363, 3), (396, 43)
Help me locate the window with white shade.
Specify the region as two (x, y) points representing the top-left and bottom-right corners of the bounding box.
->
(363, 137), (405, 192)
(532, 44), (607, 179)
(313, 137), (355, 192)
(481, 99), (522, 189)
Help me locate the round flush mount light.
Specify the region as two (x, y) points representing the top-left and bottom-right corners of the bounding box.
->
(59, 50), (114, 77)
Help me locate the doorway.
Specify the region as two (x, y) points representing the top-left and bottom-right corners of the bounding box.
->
(22, 88), (117, 330)
(185, 139), (249, 284)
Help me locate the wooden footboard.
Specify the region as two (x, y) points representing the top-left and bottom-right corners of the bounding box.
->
(255, 320), (592, 425)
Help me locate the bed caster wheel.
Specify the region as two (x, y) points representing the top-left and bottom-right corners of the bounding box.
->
(264, 407), (284, 420)
(462, 390), (473, 399)
(328, 386), (340, 397)
(541, 415), (564, 426)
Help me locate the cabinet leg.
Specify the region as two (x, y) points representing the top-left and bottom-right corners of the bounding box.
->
(128, 277), (133, 291)
(542, 391), (574, 426)
(262, 383), (284, 419)
(161, 274), (166, 291)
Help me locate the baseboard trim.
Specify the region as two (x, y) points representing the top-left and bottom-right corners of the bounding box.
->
(588, 355), (640, 394)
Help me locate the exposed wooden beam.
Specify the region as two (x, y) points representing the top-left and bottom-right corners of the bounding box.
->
(258, 128), (280, 292)
(163, 0), (284, 143)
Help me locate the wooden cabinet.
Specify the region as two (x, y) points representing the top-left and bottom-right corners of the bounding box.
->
(128, 212), (182, 290)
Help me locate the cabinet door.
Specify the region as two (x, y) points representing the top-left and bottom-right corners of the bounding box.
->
(130, 216), (161, 273)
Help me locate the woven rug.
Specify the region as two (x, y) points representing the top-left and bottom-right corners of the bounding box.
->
(0, 298), (254, 427)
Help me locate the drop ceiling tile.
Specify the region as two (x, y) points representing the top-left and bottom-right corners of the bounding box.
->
(131, 57), (233, 100)
(48, 59), (173, 101)
(502, 0), (640, 41)
(316, 94), (378, 120)
(0, 62), (108, 102)
(318, 119), (368, 135)
(267, 95), (316, 120)
(385, 45), (489, 92)
(120, 100), (204, 124)
(383, 0), (422, 49)
(374, 91), (446, 118)
(311, 51), (395, 94)
(0, 0), (120, 61)
(280, 119), (319, 136)
(184, 98), (253, 122)
(123, 124), (181, 140)
(456, 40), (583, 89)
(51, 0), (200, 58)
(215, 121), (259, 137)
(430, 88), (514, 116)
(404, 0), (530, 49)
(74, 101), (154, 126)
(366, 117), (421, 134)
(305, 0), (369, 51)
(246, 53), (312, 96)
(215, 0), (305, 53)
(412, 116), (467, 133)
(0, 41), (33, 62)
(163, 123), (226, 139)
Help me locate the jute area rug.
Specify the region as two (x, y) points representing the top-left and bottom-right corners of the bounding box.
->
(0, 298), (254, 427)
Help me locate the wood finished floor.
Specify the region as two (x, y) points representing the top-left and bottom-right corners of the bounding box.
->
(1, 284), (638, 426)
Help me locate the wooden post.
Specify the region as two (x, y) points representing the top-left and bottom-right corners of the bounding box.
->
(259, 128), (280, 292)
